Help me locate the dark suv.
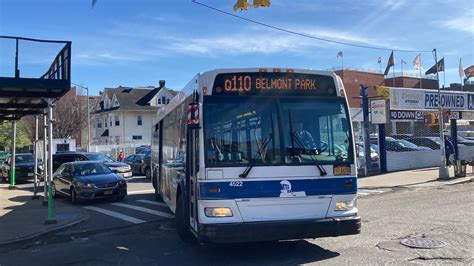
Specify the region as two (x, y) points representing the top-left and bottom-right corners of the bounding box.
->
(53, 152), (132, 179)
(1, 153), (41, 183)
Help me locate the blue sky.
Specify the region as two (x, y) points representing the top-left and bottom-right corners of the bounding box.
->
(1, 0), (473, 95)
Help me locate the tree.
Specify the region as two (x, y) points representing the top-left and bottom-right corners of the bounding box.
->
(0, 121), (32, 150)
(22, 87), (88, 141)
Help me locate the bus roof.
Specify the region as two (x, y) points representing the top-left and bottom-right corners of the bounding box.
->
(154, 68), (343, 125)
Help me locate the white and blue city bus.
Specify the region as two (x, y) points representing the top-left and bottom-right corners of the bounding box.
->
(151, 68), (360, 243)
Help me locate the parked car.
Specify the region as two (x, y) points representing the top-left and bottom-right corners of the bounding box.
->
(394, 139), (432, 151)
(404, 137), (440, 150)
(53, 152), (132, 179)
(1, 153), (41, 183)
(385, 139), (417, 152)
(123, 153), (151, 178)
(355, 143), (380, 168)
(52, 161), (127, 203)
(135, 145), (151, 155)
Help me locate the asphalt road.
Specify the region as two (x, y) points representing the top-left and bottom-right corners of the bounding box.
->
(0, 181), (472, 265)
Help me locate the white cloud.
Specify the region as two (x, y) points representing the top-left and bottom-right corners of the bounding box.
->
(443, 13), (474, 34)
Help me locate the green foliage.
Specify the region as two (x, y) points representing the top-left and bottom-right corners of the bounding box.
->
(0, 121), (32, 150)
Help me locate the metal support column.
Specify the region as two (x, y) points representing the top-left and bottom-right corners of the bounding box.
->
(378, 124), (387, 173)
(451, 119), (458, 161)
(32, 116), (39, 199)
(42, 113), (48, 206)
(8, 120), (17, 189)
(360, 85), (371, 176)
(45, 99), (56, 224)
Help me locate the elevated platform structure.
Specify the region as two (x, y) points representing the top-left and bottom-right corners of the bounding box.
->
(0, 36), (71, 121)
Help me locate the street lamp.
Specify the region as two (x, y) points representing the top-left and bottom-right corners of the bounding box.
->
(72, 82), (91, 152)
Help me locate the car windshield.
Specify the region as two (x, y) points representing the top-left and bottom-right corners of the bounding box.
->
(15, 154), (33, 163)
(74, 163), (112, 176)
(204, 96), (353, 167)
(396, 140), (418, 149)
(85, 153), (114, 163)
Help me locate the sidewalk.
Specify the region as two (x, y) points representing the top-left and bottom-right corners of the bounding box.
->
(359, 166), (474, 189)
(0, 184), (87, 246)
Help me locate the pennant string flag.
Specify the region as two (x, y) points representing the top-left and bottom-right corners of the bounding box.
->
(458, 58), (464, 79)
(425, 58), (444, 75)
(465, 65), (474, 79)
(384, 51), (394, 76)
(413, 54), (421, 70)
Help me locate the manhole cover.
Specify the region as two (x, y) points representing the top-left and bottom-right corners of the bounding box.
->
(400, 237), (446, 249)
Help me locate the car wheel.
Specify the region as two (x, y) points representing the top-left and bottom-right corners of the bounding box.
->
(145, 167), (151, 179)
(175, 194), (195, 243)
(116, 195), (126, 201)
(70, 187), (78, 204)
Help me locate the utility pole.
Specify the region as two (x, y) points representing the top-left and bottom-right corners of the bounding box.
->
(72, 83), (91, 152)
(433, 49), (449, 180)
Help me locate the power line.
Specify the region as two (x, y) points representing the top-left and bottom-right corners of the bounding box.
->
(191, 0), (432, 53)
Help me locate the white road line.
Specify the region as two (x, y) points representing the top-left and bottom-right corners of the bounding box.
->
(357, 192), (370, 195)
(83, 206), (146, 224)
(366, 190), (387, 193)
(136, 199), (168, 207)
(127, 189), (155, 195)
(111, 203), (174, 218)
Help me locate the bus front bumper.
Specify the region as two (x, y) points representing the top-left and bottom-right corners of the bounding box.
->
(198, 215), (361, 243)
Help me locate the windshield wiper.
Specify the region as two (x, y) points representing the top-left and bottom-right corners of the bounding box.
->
(239, 133), (273, 178)
(288, 110), (327, 176)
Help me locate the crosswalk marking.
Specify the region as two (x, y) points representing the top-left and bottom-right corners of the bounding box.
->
(127, 189), (155, 195)
(136, 199), (168, 207)
(83, 206), (146, 224)
(111, 203), (174, 218)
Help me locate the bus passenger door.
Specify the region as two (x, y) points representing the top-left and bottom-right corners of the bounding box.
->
(187, 126), (199, 233)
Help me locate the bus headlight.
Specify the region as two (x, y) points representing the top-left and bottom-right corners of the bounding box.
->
(204, 207), (233, 217)
(335, 200), (356, 211)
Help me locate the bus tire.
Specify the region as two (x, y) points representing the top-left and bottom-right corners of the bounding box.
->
(175, 194), (195, 243)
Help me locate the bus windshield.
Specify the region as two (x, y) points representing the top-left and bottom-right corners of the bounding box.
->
(204, 96), (353, 167)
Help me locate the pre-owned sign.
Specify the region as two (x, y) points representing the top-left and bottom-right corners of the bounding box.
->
(424, 92), (467, 110)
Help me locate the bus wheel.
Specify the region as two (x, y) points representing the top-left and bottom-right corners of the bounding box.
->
(175, 195), (195, 243)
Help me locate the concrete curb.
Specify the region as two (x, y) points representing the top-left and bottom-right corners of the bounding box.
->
(359, 176), (473, 190)
(0, 208), (89, 247)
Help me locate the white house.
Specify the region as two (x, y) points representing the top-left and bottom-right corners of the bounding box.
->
(91, 80), (176, 146)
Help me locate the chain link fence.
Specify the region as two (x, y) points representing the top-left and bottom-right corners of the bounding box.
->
(353, 115), (474, 175)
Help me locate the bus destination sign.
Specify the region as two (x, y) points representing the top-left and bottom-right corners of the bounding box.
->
(212, 72), (337, 96)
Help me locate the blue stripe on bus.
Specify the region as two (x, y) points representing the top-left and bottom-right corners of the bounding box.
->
(199, 177), (357, 200)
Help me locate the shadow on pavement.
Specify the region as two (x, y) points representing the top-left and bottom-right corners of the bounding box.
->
(188, 240), (339, 265)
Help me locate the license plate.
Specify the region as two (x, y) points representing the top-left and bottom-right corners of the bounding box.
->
(123, 172), (132, 177)
(104, 190), (113, 195)
(334, 166), (351, 175)
(28, 173), (34, 177)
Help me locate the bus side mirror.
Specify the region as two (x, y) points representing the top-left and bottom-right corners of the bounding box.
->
(187, 103), (200, 129)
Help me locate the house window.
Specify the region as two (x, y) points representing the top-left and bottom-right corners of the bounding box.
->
(137, 115), (142, 126)
(110, 117), (112, 127)
(132, 135), (143, 140)
(158, 98), (161, 104)
(105, 117), (107, 128)
(115, 116), (120, 126)
(162, 96), (166, 105)
(97, 122), (102, 128)
(167, 98), (170, 104)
